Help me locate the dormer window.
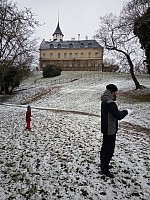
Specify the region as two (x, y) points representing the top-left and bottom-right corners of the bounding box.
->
(50, 44), (54, 49)
(80, 43), (84, 48)
(69, 43), (73, 48)
(88, 43), (92, 48)
(57, 44), (61, 48)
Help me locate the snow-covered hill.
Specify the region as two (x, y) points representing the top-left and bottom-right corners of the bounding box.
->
(0, 71), (149, 199)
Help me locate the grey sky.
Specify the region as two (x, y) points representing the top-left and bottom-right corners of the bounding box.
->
(15, 0), (128, 44)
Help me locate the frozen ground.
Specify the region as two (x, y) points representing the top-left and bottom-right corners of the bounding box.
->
(0, 71), (150, 199)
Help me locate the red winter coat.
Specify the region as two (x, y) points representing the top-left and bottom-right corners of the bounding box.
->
(26, 110), (31, 122)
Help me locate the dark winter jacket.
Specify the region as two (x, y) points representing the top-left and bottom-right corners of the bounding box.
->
(101, 90), (128, 135)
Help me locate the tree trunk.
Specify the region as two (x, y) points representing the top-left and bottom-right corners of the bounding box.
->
(126, 54), (142, 89)
(10, 86), (15, 94)
(115, 49), (142, 89)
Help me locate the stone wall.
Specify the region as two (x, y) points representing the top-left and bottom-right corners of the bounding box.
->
(40, 59), (102, 71)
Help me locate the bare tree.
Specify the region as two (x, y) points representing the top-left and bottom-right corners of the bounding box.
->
(120, 0), (150, 28)
(0, 0), (39, 94)
(95, 13), (144, 89)
(120, 0), (150, 74)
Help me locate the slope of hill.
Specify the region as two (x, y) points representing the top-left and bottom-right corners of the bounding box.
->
(0, 71), (149, 199)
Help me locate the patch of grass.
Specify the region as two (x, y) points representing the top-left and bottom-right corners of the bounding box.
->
(129, 93), (150, 102)
(119, 89), (150, 103)
(0, 94), (13, 103)
(22, 86), (60, 105)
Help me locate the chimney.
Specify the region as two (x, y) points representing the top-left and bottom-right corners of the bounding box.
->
(78, 34), (80, 41)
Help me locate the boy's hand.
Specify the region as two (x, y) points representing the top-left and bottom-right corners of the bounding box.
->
(127, 109), (133, 115)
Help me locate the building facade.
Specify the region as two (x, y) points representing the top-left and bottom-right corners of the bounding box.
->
(39, 21), (103, 71)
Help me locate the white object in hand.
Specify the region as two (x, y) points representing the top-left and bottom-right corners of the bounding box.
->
(127, 109), (133, 115)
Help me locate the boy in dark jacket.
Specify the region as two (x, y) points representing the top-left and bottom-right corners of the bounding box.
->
(100, 84), (129, 178)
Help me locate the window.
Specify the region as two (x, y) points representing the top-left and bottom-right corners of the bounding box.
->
(50, 44), (54, 49)
(64, 53), (67, 59)
(95, 52), (99, 57)
(88, 61), (91, 67)
(57, 44), (61, 48)
(69, 62), (72, 67)
(43, 53), (46, 57)
(80, 52), (84, 58)
(58, 53), (60, 58)
(50, 53), (53, 58)
(69, 43), (73, 48)
(75, 53), (78, 58)
(80, 43), (84, 48)
(69, 53), (72, 58)
(80, 61), (83, 67)
(88, 52), (91, 58)
(88, 43), (92, 48)
(95, 61), (99, 66)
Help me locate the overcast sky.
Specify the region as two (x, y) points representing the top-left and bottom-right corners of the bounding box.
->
(15, 0), (128, 44)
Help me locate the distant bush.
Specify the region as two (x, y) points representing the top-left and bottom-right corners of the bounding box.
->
(43, 64), (62, 78)
(0, 67), (26, 95)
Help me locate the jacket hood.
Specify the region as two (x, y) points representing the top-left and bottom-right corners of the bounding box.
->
(101, 89), (116, 102)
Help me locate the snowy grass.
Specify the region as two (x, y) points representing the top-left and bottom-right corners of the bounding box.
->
(0, 71), (150, 199)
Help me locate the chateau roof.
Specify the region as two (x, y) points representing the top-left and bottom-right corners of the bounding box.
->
(40, 39), (102, 49)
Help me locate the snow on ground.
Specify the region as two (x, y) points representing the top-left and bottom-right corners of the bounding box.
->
(0, 71), (150, 199)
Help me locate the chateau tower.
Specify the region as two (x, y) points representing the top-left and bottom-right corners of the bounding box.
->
(53, 20), (64, 42)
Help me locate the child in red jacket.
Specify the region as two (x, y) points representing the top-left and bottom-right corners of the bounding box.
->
(26, 105), (31, 130)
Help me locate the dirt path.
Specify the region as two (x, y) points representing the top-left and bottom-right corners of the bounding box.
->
(1, 103), (149, 135)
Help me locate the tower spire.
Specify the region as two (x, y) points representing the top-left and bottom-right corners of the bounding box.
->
(58, 10), (59, 23)
(53, 13), (64, 42)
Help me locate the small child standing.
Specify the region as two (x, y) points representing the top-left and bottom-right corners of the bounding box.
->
(26, 105), (31, 130)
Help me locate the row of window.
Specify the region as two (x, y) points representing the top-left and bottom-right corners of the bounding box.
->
(43, 52), (99, 59)
(50, 43), (92, 49)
